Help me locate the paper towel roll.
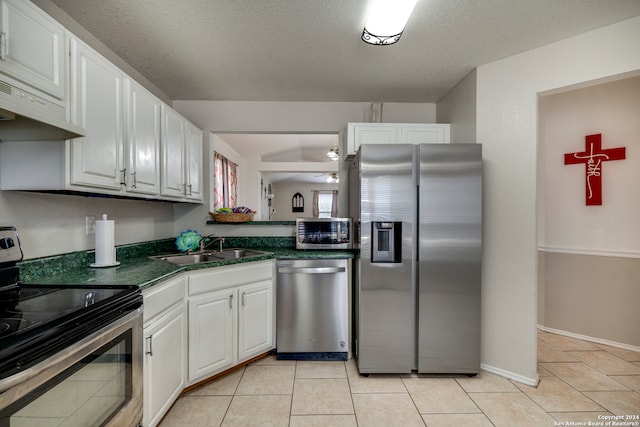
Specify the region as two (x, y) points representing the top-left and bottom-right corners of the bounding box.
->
(94, 214), (116, 266)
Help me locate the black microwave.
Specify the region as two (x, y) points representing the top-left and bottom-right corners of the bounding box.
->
(296, 218), (353, 250)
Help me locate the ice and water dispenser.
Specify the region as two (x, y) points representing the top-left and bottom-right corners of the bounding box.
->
(371, 222), (402, 263)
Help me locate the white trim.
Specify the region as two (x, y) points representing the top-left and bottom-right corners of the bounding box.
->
(537, 325), (640, 353)
(480, 363), (540, 387)
(537, 246), (640, 259)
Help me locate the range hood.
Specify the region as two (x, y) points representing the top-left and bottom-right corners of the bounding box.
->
(0, 79), (85, 141)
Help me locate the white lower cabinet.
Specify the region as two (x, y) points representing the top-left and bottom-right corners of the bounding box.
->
(142, 276), (187, 427)
(188, 288), (235, 380)
(141, 261), (275, 424)
(187, 260), (275, 385)
(237, 280), (274, 362)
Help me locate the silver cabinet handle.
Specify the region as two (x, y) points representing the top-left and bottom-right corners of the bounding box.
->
(119, 168), (127, 186)
(145, 335), (153, 356)
(229, 294), (233, 309)
(277, 267), (345, 274)
(187, 184), (192, 196)
(131, 171), (137, 188)
(0, 32), (6, 61)
(241, 292), (246, 307)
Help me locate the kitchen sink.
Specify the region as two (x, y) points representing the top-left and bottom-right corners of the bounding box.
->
(213, 248), (267, 259)
(149, 248), (270, 265)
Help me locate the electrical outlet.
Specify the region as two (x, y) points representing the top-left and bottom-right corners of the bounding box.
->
(85, 215), (96, 235)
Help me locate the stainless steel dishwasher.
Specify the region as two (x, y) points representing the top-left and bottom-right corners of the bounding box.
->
(276, 258), (350, 360)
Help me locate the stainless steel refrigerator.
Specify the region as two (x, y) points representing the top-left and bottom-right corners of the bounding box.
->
(349, 143), (482, 374)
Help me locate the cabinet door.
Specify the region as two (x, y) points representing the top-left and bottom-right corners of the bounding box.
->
(69, 38), (124, 190)
(160, 104), (185, 198)
(126, 78), (160, 195)
(143, 305), (186, 427)
(237, 280), (274, 363)
(188, 288), (235, 383)
(0, 0), (65, 100)
(185, 122), (203, 201)
(400, 124), (450, 144)
(346, 123), (397, 158)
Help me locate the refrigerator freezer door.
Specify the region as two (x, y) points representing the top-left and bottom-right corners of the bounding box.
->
(418, 144), (482, 374)
(357, 144), (415, 373)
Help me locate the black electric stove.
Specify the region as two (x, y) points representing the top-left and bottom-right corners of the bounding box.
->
(0, 226), (142, 381)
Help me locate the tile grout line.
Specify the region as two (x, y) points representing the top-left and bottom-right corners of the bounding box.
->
(345, 359), (359, 426)
(537, 333), (637, 416)
(287, 360), (297, 427)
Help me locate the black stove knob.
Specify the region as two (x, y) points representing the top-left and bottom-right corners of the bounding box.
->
(0, 237), (15, 249)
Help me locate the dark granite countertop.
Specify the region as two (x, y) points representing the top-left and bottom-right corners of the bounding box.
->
(18, 238), (353, 291)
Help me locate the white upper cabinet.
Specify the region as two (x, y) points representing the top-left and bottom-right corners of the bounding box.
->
(346, 123), (450, 159)
(0, 2), (202, 202)
(160, 104), (186, 198)
(161, 104), (203, 202)
(400, 124), (450, 145)
(68, 37), (124, 190)
(0, 0), (65, 101)
(126, 78), (160, 195)
(185, 121), (203, 201)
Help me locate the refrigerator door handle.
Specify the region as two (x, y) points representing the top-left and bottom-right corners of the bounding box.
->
(277, 267), (346, 274)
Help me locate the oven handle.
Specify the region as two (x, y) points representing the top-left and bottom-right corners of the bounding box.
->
(0, 307), (142, 396)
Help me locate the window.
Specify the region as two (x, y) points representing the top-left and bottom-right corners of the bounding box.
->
(213, 152), (238, 210)
(317, 193), (333, 217)
(312, 190), (338, 218)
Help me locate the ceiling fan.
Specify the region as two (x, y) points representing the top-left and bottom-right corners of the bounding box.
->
(315, 172), (339, 183)
(326, 145), (339, 161)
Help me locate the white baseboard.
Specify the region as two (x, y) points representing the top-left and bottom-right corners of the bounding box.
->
(480, 363), (540, 387)
(537, 325), (640, 353)
(537, 246), (640, 259)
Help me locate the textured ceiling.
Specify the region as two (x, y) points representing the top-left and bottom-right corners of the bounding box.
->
(47, 0), (640, 103)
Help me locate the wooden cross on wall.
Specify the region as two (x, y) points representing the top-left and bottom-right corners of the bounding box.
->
(563, 133), (626, 206)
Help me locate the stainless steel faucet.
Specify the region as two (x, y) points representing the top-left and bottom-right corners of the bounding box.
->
(199, 235), (225, 252)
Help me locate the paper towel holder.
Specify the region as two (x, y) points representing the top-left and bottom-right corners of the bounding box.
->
(90, 213), (120, 268)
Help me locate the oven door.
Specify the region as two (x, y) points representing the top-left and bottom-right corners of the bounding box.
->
(0, 308), (143, 427)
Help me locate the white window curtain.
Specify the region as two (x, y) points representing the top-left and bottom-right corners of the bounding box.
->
(213, 152), (238, 210)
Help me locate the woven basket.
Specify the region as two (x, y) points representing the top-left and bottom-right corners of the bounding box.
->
(210, 212), (255, 223)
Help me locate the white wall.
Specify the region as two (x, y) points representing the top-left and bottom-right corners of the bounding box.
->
(472, 16), (640, 385)
(0, 191), (175, 259)
(437, 70), (477, 144)
(172, 101), (436, 133)
(537, 75), (640, 348)
(539, 76), (640, 255)
(172, 101), (437, 235)
(271, 182), (339, 221)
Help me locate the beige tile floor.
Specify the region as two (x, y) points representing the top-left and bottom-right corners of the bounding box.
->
(159, 331), (640, 427)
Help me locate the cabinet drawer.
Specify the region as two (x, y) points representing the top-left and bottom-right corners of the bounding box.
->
(143, 275), (186, 323)
(189, 260), (273, 296)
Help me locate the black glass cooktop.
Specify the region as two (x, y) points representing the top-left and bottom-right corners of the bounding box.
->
(0, 278), (142, 381)
(0, 285), (130, 339)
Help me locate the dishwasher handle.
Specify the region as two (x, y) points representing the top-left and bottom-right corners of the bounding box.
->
(277, 266), (345, 274)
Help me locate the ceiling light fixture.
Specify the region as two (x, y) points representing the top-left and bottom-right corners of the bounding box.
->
(326, 146), (339, 161)
(361, 0), (418, 45)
